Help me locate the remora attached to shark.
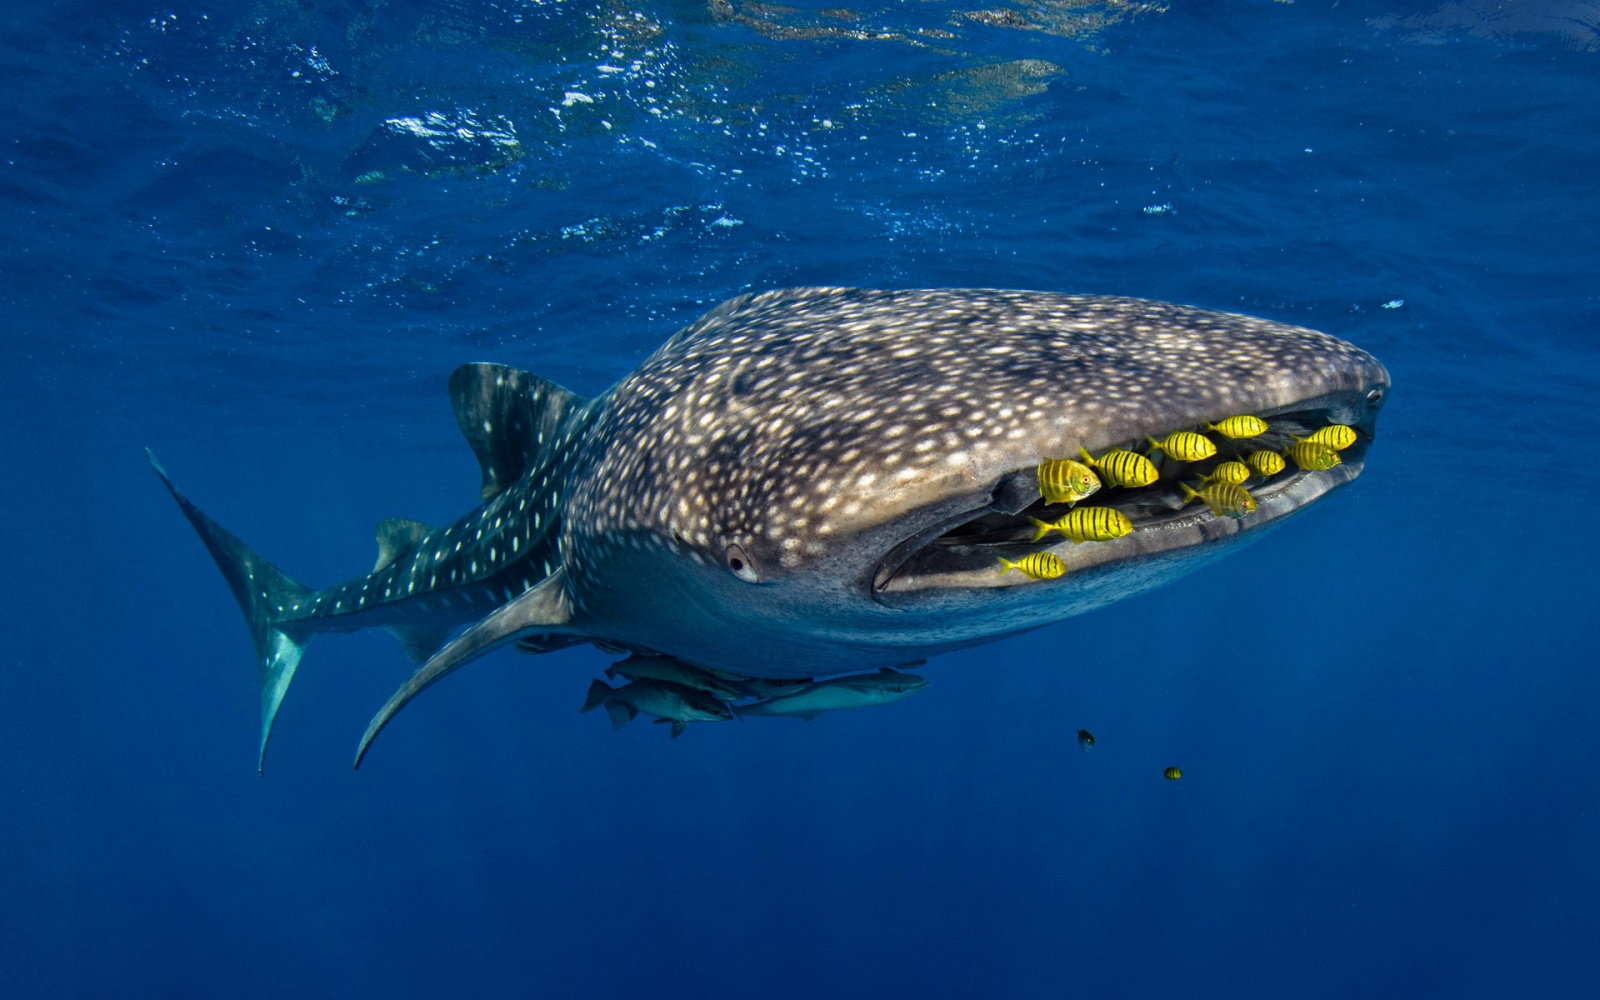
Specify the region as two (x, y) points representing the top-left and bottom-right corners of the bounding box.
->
(735, 668), (931, 722)
(150, 288), (1389, 770)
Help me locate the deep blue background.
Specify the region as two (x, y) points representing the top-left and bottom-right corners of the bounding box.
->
(4, 1), (1599, 995)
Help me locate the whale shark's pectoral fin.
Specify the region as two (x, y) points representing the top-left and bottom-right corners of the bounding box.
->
(354, 568), (575, 768)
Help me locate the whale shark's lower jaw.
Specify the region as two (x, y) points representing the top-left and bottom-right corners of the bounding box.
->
(872, 397), (1376, 601)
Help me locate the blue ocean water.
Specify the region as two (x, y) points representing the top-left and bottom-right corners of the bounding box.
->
(4, 0), (1599, 994)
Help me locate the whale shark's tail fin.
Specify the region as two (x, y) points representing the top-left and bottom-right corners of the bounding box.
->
(146, 449), (315, 773)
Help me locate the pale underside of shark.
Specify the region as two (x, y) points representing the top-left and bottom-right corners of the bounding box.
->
(150, 287), (1390, 770)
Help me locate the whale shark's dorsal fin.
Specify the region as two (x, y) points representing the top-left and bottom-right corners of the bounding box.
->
(373, 517), (432, 572)
(448, 362), (585, 501)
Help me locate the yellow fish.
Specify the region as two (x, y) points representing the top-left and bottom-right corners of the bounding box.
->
(1179, 481), (1256, 519)
(1029, 507), (1133, 544)
(996, 552), (1066, 580)
(1147, 430), (1216, 463)
(1243, 449), (1286, 477)
(1286, 439), (1342, 471)
(1036, 457), (1101, 506)
(1164, 766), (1183, 780)
(1078, 446), (1159, 488)
(1204, 415), (1268, 439)
(1202, 460), (1251, 486)
(1306, 424), (1358, 450)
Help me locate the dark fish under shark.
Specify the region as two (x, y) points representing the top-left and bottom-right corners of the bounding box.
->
(581, 677), (733, 738)
(603, 651), (749, 702)
(733, 668), (930, 721)
(148, 287), (1389, 770)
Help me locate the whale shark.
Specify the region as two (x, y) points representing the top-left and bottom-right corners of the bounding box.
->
(150, 287), (1389, 770)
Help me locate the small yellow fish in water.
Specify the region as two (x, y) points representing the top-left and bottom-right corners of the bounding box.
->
(1286, 439), (1342, 471)
(1202, 460), (1252, 486)
(1164, 766), (1183, 780)
(1078, 446), (1159, 488)
(1306, 424), (1358, 450)
(1036, 457), (1101, 506)
(1077, 729), (1095, 752)
(1147, 430), (1217, 463)
(1179, 481), (1257, 519)
(1204, 415), (1268, 439)
(1029, 507), (1133, 543)
(996, 552), (1067, 580)
(1243, 449), (1286, 477)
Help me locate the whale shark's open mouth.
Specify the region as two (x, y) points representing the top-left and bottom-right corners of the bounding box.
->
(873, 400), (1375, 598)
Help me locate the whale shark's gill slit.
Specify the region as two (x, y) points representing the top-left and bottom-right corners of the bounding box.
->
(873, 471), (1056, 592)
(872, 501), (994, 592)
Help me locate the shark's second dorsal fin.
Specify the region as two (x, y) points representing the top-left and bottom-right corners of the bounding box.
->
(448, 362), (585, 501)
(373, 517), (432, 572)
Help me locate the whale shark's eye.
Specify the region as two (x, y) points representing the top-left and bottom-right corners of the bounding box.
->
(725, 543), (759, 583)
(1366, 387), (1384, 405)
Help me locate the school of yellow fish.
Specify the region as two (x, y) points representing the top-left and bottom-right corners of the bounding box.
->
(1000, 415), (1359, 580)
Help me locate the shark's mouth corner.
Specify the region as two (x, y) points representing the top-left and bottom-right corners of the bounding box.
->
(872, 402), (1375, 599)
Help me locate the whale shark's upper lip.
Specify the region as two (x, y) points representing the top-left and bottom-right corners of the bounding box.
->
(870, 392), (1377, 601)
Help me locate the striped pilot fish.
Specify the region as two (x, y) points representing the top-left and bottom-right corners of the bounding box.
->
(1036, 457), (1102, 506)
(1203, 460), (1252, 486)
(1180, 481), (1257, 519)
(1306, 424), (1358, 450)
(1029, 507), (1134, 544)
(1077, 446), (1159, 488)
(1243, 450), (1286, 477)
(1147, 430), (1217, 462)
(1286, 439), (1343, 471)
(1204, 415), (1268, 439)
(996, 553), (1068, 580)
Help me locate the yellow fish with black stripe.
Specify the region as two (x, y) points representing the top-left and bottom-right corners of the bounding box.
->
(1179, 481), (1256, 519)
(1286, 438), (1342, 471)
(1204, 414), (1268, 439)
(1029, 507), (1133, 544)
(996, 552), (1067, 580)
(1305, 424), (1358, 450)
(1202, 460), (1252, 486)
(1147, 430), (1217, 463)
(1243, 449), (1286, 477)
(1078, 446), (1159, 488)
(1036, 457), (1101, 506)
